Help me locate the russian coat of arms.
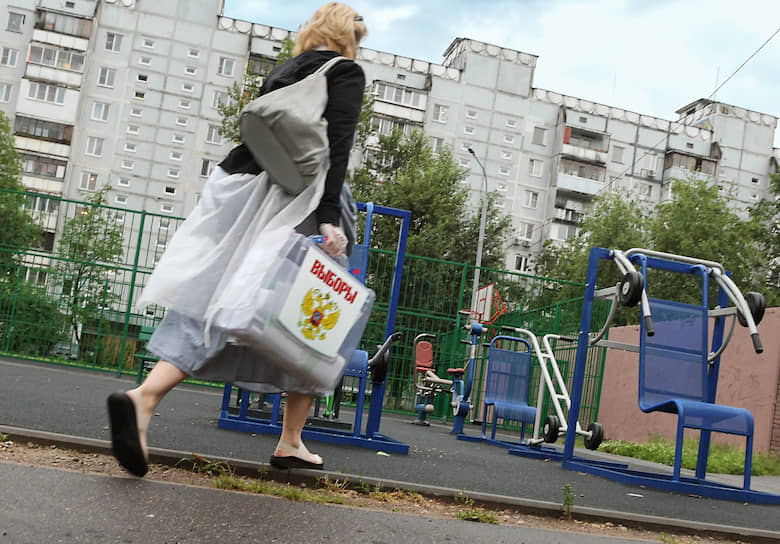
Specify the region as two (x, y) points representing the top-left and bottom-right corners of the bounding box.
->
(298, 288), (340, 340)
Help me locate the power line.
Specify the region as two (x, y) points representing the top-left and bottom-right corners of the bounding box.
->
(526, 26), (780, 250)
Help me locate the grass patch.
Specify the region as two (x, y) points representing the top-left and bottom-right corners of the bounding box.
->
(454, 490), (499, 524)
(598, 435), (780, 476)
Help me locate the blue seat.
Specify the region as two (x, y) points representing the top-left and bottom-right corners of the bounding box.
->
(640, 298), (754, 489)
(481, 336), (537, 442)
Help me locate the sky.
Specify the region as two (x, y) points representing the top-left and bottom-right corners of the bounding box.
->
(221, 0), (780, 147)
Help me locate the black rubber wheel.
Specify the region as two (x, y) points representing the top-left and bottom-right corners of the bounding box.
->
(583, 422), (604, 450)
(737, 292), (766, 327)
(617, 271), (643, 307)
(542, 415), (560, 443)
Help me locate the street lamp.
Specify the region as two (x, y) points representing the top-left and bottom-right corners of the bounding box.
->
(468, 147), (488, 319)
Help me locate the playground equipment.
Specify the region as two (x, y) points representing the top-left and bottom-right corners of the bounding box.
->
(217, 203), (413, 454)
(411, 321), (484, 434)
(561, 247), (779, 504)
(497, 327), (604, 450)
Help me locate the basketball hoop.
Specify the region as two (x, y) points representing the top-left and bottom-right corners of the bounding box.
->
(463, 283), (507, 325)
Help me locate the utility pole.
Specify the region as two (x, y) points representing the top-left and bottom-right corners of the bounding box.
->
(468, 147), (488, 317)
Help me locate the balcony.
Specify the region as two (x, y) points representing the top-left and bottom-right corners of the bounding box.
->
(561, 143), (607, 164)
(557, 172), (603, 196)
(25, 63), (83, 88)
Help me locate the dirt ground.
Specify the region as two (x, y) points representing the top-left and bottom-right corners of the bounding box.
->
(0, 438), (749, 543)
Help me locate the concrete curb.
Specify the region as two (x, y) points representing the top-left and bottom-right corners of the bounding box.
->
(2, 425), (778, 542)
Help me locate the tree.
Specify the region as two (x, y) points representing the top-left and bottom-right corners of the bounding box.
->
(748, 171), (780, 306)
(54, 186), (124, 348)
(0, 111), (38, 268)
(217, 36), (295, 143)
(649, 178), (763, 305)
(351, 128), (512, 267)
(533, 189), (650, 303)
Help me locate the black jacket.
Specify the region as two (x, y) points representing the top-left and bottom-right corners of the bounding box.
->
(218, 50), (366, 226)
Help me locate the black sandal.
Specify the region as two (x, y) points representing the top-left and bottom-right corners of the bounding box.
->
(107, 392), (148, 477)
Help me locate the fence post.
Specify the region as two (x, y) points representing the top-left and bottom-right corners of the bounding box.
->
(116, 210), (146, 377)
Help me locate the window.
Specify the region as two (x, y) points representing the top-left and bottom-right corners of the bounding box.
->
(164, 186), (176, 195)
(92, 102), (109, 121)
(612, 145), (624, 164)
(206, 124), (223, 144)
(495, 199), (505, 209)
(98, 67), (116, 88)
(15, 116), (73, 144)
(514, 255), (530, 273)
(182, 83), (194, 93)
(532, 126), (546, 146)
(432, 104), (449, 123)
(459, 158), (470, 168)
(28, 82), (66, 104)
(218, 57), (234, 76)
(501, 151), (512, 160)
(79, 171), (98, 191)
(579, 116), (587, 123)
(130, 107), (142, 117)
(185, 66), (197, 76)
(127, 124), (139, 135)
(167, 168), (179, 178)
(506, 118), (517, 128)
(0, 82), (10, 102)
(7, 12), (24, 33)
(466, 110), (477, 119)
(115, 194), (127, 205)
(161, 203), (173, 213)
(137, 74), (148, 83)
(556, 223), (577, 240)
(121, 160), (134, 170)
(686, 142), (694, 149)
(372, 81), (426, 109)
(115, 211), (125, 224)
(464, 126), (474, 135)
(212, 90), (227, 108)
(528, 159), (543, 177)
(188, 48), (200, 58)
(170, 151), (182, 161)
(134, 91), (145, 100)
(178, 99), (191, 109)
(172, 134), (185, 144)
(524, 190), (539, 209)
(142, 38), (155, 49)
(85, 136), (104, 156)
(503, 134), (514, 144)
(430, 136), (444, 155)
(139, 56), (151, 66)
(20, 153), (66, 180)
(124, 143), (136, 153)
(1, 47), (18, 67)
(200, 159), (215, 177)
(159, 218), (170, 230)
(497, 183), (507, 192)
(498, 167), (510, 176)
(105, 32), (123, 52)
(117, 177), (130, 187)
(519, 222), (534, 239)
(36, 11), (92, 38)
(640, 184), (652, 199)
(28, 44), (85, 72)
(752, 177), (759, 184)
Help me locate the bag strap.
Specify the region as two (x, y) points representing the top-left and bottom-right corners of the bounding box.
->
(311, 55), (350, 77)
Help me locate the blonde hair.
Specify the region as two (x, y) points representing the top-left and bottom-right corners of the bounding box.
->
(294, 2), (367, 59)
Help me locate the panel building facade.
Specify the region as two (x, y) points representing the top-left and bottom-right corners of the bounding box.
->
(1, 0), (777, 274)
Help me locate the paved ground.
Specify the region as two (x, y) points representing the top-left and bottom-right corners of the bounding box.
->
(1, 356), (779, 542)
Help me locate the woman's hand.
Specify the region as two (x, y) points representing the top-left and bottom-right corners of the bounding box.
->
(318, 223), (347, 258)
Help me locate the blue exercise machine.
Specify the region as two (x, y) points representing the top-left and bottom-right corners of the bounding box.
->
(217, 203), (412, 454)
(561, 247), (779, 504)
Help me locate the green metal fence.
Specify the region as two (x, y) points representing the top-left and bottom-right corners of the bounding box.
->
(1, 188), (607, 427)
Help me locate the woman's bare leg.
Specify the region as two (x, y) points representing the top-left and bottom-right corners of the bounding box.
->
(273, 392), (322, 465)
(125, 360), (188, 456)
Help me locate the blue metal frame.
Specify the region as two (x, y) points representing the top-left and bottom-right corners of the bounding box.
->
(217, 202), (412, 454)
(561, 247), (780, 504)
(449, 323), (484, 435)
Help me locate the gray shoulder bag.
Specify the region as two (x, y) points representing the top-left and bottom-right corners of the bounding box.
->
(239, 55), (349, 195)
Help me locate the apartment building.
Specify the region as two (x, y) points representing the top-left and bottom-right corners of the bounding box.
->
(1, 0), (777, 275)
